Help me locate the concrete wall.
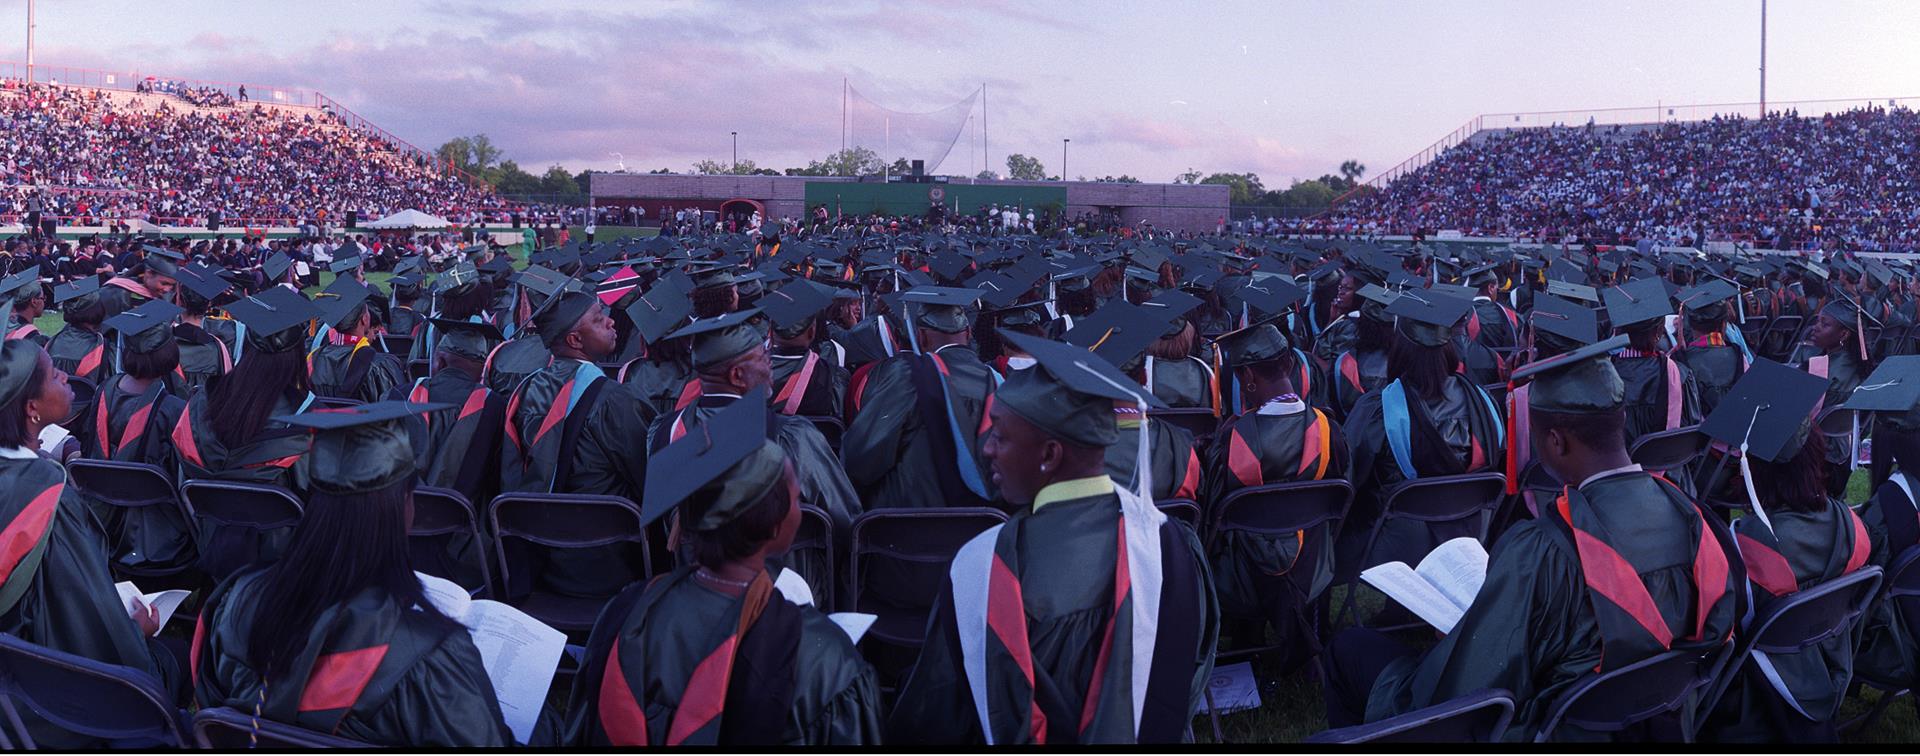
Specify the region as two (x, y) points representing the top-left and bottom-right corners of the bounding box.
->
(589, 173), (1229, 232)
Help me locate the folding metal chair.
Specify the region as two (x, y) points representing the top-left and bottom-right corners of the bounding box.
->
(1697, 566), (1884, 734)
(847, 507), (1007, 653)
(180, 479), (305, 581)
(377, 334), (415, 357)
(1306, 688), (1515, 743)
(1843, 546), (1920, 734)
(1148, 407), (1219, 444)
(407, 358), (431, 381)
(65, 459), (198, 580)
(802, 415), (846, 453)
(409, 486), (493, 597)
(0, 633), (188, 749)
(1155, 497), (1203, 532)
(1757, 315), (1803, 362)
(488, 492), (652, 640)
(191, 706), (371, 748)
(785, 504), (836, 611)
(1210, 480), (1353, 674)
(1339, 472), (1507, 628)
(1628, 424), (1706, 477)
(1535, 648), (1715, 742)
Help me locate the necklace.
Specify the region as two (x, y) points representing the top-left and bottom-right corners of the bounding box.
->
(694, 568), (753, 589)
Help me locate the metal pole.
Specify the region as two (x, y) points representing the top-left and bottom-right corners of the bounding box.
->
(842, 78), (847, 153)
(1062, 138), (1069, 181)
(982, 83), (988, 177)
(731, 131), (737, 172)
(1759, 0), (1768, 117)
(25, 0), (33, 86)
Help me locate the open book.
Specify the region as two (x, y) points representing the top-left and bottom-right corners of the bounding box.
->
(1359, 537), (1490, 634)
(114, 581), (191, 637)
(416, 572), (565, 745)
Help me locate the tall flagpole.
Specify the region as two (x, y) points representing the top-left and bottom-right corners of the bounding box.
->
(1759, 0), (1767, 117)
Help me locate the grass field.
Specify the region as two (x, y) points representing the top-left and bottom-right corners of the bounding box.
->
(1191, 468), (1920, 743)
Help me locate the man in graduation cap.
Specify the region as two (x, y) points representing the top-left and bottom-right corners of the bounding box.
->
(888, 331), (1219, 745)
(1673, 278), (1751, 417)
(1202, 321), (1349, 668)
(395, 318), (509, 541)
(98, 245), (180, 322)
(1604, 277), (1703, 447)
(173, 264), (237, 390)
(1079, 301), (1206, 502)
(764, 280), (851, 420)
(1, 265), (47, 345)
(82, 299), (195, 570)
(307, 278), (406, 404)
(1847, 356), (1920, 692)
(192, 400), (516, 747)
(501, 289), (654, 503)
(1463, 262), (1519, 353)
(1324, 335), (1738, 741)
(1788, 295), (1871, 497)
(842, 286), (1002, 510)
(567, 391), (882, 746)
(649, 308), (861, 535)
(46, 275), (112, 387)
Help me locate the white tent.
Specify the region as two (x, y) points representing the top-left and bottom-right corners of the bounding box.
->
(361, 209), (452, 229)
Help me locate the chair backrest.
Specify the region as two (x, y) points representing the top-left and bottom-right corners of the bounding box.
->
(1214, 479), (1353, 542)
(1147, 408), (1218, 442)
(848, 507), (1007, 646)
(803, 415), (846, 452)
(66, 459), (177, 509)
(378, 334), (415, 357)
(1745, 565), (1883, 656)
(1816, 406), (1855, 438)
(409, 486), (493, 596)
(180, 479), (303, 530)
(1155, 498), (1203, 532)
(191, 707), (370, 749)
(487, 492), (651, 601)
(787, 504), (836, 611)
(1628, 425), (1706, 472)
(407, 358), (430, 381)
(1534, 648), (1712, 742)
(1363, 472), (1507, 573)
(1882, 545), (1920, 634)
(1758, 315), (1803, 360)
(1306, 688), (1514, 744)
(0, 633), (186, 749)
(1479, 382), (1509, 409)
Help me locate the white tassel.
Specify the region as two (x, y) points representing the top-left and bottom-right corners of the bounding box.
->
(1739, 404), (1774, 534)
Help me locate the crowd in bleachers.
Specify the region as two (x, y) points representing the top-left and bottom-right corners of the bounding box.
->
(1324, 105), (1920, 252)
(0, 83), (503, 228)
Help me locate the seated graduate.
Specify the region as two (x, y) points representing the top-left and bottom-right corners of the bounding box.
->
(1672, 278), (1752, 418)
(1787, 295), (1872, 498)
(1090, 302), (1204, 502)
(192, 401), (515, 747)
(1330, 284), (1398, 420)
(888, 331), (1218, 745)
(841, 287), (1000, 509)
(481, 263), (562, 395)
(764, 280), (851, 420)
(617, 276), (699, 415)
(1323, 335), (1738, 741)
(1202, 322), (1350, 669)
(2, 265), (48, 346)
(172, 264), (237, 391)
(1604, 276), (1703, 446)
(1850, 356), (1920, 691)
(99, 245), (180, 321)
(47, 276), (113, 388)
(83, 300), (194, 572)
(307, 277), (406, 404)
(1340, 291), (1505, 575)
(0, 339), (183, 747)
(566, 391), (882, 746)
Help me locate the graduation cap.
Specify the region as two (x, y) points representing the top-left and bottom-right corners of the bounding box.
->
(1079, 302), (1176, 373)
(225, 286), (319, 354)
(433, 262), (482, 296)
(594, 266), (644, 306)
(1212, 322), (1292, 369)
(314, 278), (374, 329)
(1545, 279), (1600, 303)
(989, 300), (1054, 329)
(478, 256), (515, 279)
(1700, 358), (1829, 465)
(1231, 277), (1307, 319)
(392, 256), (426, 277)
(512, 265), (581, 300)
(995, 330), (1165, 449)
(103, 299), (183, 353)
(1675, 278), (1738, 322)
(1601, 277), (1673, 331)
(0, 266), (40, 304)
(52, 276), (101, 306)
(530, 290), (601, 349)
(624, 278), (693, 344)
(899, 286), (984, 335)
(327, 254), (363, 274)
(1387, 290), (1471, 348)
(760, 280), (833, 334)
(427, 317), (504, 361)
(140, 245), (183, 277)
(1508, 335), (1629, 415)
(274, 400), (452, 496)
(1531, 294), (1599, 349)
(687, 260), (739, 290)
(928, 251), (972, 280)
(665, 308), (765, 369)
(262, 253), (294, 282)
(640, 386), (783, 529)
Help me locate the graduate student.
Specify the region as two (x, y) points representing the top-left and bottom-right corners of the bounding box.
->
(1323, 335), (1738, 741)
(1788, 295), (1873, 498)
(1847, 356), (1920, 694)
(172, 263), (236, 391)
(46, 276), (112, 387)
(83, 300), (194, 572)
(192, 401), (515, 747)
(1330, 284), (1398, 420)
(618, 275), (699, 415)
(566, 392), (882, 746)
(888, 331), (1218, 745)
(2, 265), (48, 345)
(98, 245), (180, 321)
(308, 277), (406, 403)
(1672, 278), (1751, 418)
(763, 279), (851, 420)
(1604, 276), (1702, 445)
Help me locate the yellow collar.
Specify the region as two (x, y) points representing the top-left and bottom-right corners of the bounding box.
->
(1032, 476), (1114, 512)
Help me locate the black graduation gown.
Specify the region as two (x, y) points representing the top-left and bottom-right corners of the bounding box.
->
(1103, 408), (1203, 501)
(770, 347), (849, 420)
(0, 452), (179, 748)
(1613, 351), (1703, 446)
(1365, 470), (1738, 741)
(309, 338), (406, 404)
(1467, 297), (1519, 350)
(95, 278), (150, 322)
(564, 567), (883, 746)
(202, 316), (241, 359)
(1674, 334), (1747, 418)
(1312, 313), (1359, 366)
(192, 570), (513, 747)
(4, 316), (46, 346)
(1340, 375), (1505, 576)
(1203, 399), (1350, 656)
(501, 358), (655, 598)
(1789, 344), (1865, 495)
(47, 325), (111, 387)
(1147, 355), (1215, 411)
(1857, 472), (1920, 689)
(482, 335), (554, 396)
(843, 345), (998, 510)
(81, 376), (192, 573)
(1707, 498), (1871, 741)
(174, 323), (233, 392)
(1332, 347), (1388, 421)
(392, 368), (505, 588)
(386, 306), (427, 341)
(620, 354), (699, 417)
(172, 388), (312, 576)
(888, 483), (1220, 744)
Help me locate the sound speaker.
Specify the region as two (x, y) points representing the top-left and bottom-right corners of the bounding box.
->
(513, 213), (523, 229)
(911, 159), (925, 177)
(346, 210), (359, 228)
(39, 218), (55, 237)
(207, 213), (221, 232)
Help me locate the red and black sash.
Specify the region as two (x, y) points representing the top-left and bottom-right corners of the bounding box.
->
(907, 353), (991, 507)
(93, 381), (167, 460)
(1546, 479), (1733, 671)
(1736, 505), (1871, 598)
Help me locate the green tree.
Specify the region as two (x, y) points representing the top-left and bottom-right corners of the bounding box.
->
(492, 160), (543, 195)
(692, 158), (769, 175)
(1270, 179), (1338, 211)
(1340, 159), (1367, 184)
(1095, 175), (1140, 183)
(787, 147), (885, 177)
(1005, 153), (1048, 180)
(888, 157), (912, 176)
(434, 134), (504, 183)
(1200, 172), (1266, 205)
(975, 169), (1000, 180)
(540, 165), (580, 195)
(1174, 168), (1202, 184)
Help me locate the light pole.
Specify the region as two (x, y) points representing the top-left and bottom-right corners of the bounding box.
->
(731, 131), (738, 173)
(25, 0), (35, 86)
(1062, 138), (1070, 181)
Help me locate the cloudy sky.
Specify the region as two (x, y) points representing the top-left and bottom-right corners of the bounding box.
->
(4, 0), (1918, 186)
